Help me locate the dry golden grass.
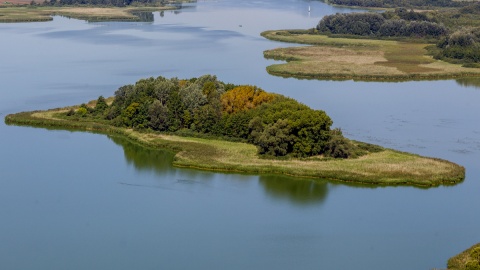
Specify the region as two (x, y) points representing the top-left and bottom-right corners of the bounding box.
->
(262, 30), (480, 81)
(265, 46), (402, 76)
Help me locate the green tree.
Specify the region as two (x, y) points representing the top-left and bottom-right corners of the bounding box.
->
(76, 107), (88, 117)
(154, 77), (175, 105)
(254, 119), (293, 156)
(182, 110), (193, 129)
(122, 102), (140, 127)
(166, 89), (183, 131)
(94, 96), (108, 114)
(148, 100), (169, 131)
(324, 128), (354, 158)
(179, 83), (207, 113)
(193, 104), (221, 134)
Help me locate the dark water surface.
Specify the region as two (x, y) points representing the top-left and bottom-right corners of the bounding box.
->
(1, 1), (479, 269)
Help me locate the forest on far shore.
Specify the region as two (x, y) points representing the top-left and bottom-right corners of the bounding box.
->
(27, 0), (168, 7)
(327, 0), (467, 8)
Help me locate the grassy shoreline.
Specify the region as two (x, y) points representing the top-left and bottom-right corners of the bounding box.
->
(5, 108), (465, 187)
(0, 5), (176, 22)
(262, 30), (480, 82)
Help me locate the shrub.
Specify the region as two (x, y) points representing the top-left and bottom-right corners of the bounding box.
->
(76, 107), (88, 117)
(323, 128), (354, 158)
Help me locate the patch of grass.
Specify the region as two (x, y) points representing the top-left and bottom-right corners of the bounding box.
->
(262, 30), (480, 81)
(4, 108), (465, 187)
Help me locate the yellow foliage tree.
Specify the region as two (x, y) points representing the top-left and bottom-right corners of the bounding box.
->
(221, 85), (275, 114)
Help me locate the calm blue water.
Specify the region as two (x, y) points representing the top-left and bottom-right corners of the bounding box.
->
(1, 1), (479, 269)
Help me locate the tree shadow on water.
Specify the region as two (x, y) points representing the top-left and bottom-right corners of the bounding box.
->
(108, 134), (175, 174)
(456, 77), (480, 89)
(258, 175), (329, 206)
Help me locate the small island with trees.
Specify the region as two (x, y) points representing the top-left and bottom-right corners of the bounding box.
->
(262, 4), (480, 81)
(5, 75), (465, 187)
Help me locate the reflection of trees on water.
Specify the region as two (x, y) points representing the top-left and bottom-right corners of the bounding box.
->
(129, 2), (197, 21)
(130, 12), (154, 22)
(259, 175), (329, 206)
(108, 134), (329, 205)
(108, 135), (174, 173)
(456, 78), (480, 89)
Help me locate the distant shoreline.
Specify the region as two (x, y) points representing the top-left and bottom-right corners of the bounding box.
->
(5, 108), (465, 187)
(0, 5), (177, 23)
(262, 30), (480, 82)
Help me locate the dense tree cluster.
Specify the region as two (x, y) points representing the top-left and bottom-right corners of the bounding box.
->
(382, 8), (433, 22)
(317, 13), (386, 36)
(69, 75), (359, 158)
(317, 10), (447, 38)
(327, 0), (465, 8)
(436, 27), (480, 63)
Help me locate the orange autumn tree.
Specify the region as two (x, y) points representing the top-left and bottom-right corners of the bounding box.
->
(221, 85), (275, 114)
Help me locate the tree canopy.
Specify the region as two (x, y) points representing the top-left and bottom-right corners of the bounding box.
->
(327, 0), (466, 8)
(436, 27), (480, 64)
(317, 10), (447, 38)
(66, 75), (362, 158)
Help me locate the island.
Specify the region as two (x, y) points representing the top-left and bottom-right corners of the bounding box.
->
(262, 5), (480, 81)
(447, 243), (480, 270)
(5, 75), (465, 187)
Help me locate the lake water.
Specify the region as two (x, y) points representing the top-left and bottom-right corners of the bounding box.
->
(1, 1), (479, 269)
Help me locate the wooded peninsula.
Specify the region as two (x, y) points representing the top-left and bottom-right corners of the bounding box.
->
(5, 75), (465, 187)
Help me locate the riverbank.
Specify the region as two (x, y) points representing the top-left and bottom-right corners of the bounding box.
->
(5, 108), (465, 187)
(0, 5), (175, 22)
(262, 30), (480, 81)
